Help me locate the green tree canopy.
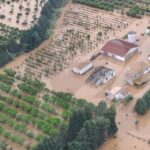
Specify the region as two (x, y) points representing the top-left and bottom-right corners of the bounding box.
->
(135, 98), (148, 115)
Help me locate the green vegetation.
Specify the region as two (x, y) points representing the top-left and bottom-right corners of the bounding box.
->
(0, 0), (67, 67)
(127, 5), (145, 18)
(135, 90), (150, 115)
(73, 0), (150, 17)
(0, 124), (24, 145)
(0, 24), (21, 65)
(124, 95), (133, 105)
(0, 138), (9, 150)
(73, 0), (131, 11)
(0, 69), (117, 147)
(34, 102), (117, 150)
(0, 69), (117, 149)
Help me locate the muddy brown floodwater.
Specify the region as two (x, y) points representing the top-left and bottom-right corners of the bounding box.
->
(0, 2), (150, 150)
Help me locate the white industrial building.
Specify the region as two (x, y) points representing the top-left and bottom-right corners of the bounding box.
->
(72, 63), (93, 75)
(101, 39), (138, 62)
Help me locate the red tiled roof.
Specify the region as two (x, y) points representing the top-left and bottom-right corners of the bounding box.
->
(101, 39), (138, 57)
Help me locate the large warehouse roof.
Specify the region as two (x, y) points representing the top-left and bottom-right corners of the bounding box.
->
(101, 39), (138, 57)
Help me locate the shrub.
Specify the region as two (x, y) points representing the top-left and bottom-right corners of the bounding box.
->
(61, 110), (72, 120)
(135, 90), (150, 115)
(4, 107), (17, 117)
(3, 131), (11, 138)
(26, 131), (34, 138)
(0, 125), (4, 134)
(0, 102), (5, 110)
(14, 123), (27, 133)
(4, 69), (16, 77)
(46, 117), (61, 126)
(18, 83), (38, 95)
(22, 95), (40, 107)
(40, 103), (55, 113)
(135, 99), (148, 115)
(124, 95), (133, 105)
(10, 89), (22, 98)
(0, 73), (14, 85)
(0, 114), (7, 123)
(35, 133), (45, 142)
(0, 82), (11, 93)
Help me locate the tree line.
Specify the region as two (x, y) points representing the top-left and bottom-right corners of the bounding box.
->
(72, 0), (133, 11)
(34, 101), (118, 150)
(73, 0), (150, 17)
(0, 0), (67, 67)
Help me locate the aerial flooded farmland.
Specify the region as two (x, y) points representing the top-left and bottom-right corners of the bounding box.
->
(0, 0), (150, 150)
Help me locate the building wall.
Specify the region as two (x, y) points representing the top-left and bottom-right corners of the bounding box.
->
(144, 67), (150, 74)
(102, 47), (138, 62)
(106, 52), (125, 61)
(128, 33), (136, 43)
(125, 47), (138, 61)
(79, 63), (93, 75)
(114, 93), (125, 100)
(114, 55), (125, 61)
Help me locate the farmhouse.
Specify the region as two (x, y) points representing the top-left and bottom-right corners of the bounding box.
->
(86, 66), (116, 86)
(72, 63), (93, 75)
(101, 39), (138, 61)
(125, 61), (150, 86)
(105, 87), (130, 100)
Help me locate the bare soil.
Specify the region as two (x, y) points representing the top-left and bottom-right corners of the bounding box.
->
(0, 0), (46, 30)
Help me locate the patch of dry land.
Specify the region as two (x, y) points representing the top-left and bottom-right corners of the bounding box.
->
(0, 0), (46, 30)
(1, 2), (150, 150)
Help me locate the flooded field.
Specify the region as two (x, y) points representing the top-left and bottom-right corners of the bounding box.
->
(0, 2), (150, 150)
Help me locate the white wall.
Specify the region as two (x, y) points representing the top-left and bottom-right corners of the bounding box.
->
(128, 33), (136, 43)
(107, 52), (113, 57)
(102, 47), (138, 62)
(144, 67), (150, 74)
(114, 93), (125, 100)
(114, 55), (125, 61)
(107, 52), (125, 61)
(127, 47), (138, 55)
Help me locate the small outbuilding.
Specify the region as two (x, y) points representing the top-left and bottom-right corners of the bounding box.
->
(105, 87), (130, 100)
(72, 63), (93, 75)
(101, 39), (138, 61)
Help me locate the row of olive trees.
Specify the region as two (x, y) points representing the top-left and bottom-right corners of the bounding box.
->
(73, 0), (149, 17)
(72, 0), (133, 11)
